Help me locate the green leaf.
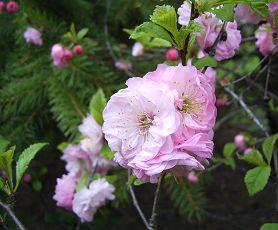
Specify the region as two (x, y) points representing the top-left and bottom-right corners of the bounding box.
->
(130, 22), (174, 45)
(210, 4), (235, 21)
(260, 223), (278, 230)
(244, 166), (271, 196)
(192, 56), (217, 69)
(238, 149), (266, 166)
(15, 143), (48, 190)
(89, 89), (107, 125)
(223, 143), (236, 158)
(251, 2), (268, 18)
(150, 5), (179, 38)
(76, 170), (90, 192)
(262, 134), (278, 165)
(77, 28), (89, 40)
(57, 142), (70, 151)
(100, 144), (114, 160)
(134, 179), (145, 186)
(186, 34), (196, 61)
(0, 146), (16, 187)
(127, 175), (136, 188)
(32, 179), (42, 192)
(223, 157), (236, 170)
(0, 136), (10, 154)
(0, 177), (10, 194)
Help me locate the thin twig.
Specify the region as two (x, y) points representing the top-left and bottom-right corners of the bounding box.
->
(222, 85), (269, 137)
(148, 174), (165, 230)
(127, 170), (149, 229)
(264, 57), (272, 100)
(0, 200), (25, 230)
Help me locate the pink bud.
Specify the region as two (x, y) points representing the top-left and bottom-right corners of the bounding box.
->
(1, 171), (7, 181)
(187, 171), (199, 184)
(73, 45), (84, 56)
(6, 1), (19, 13)
(23, 173), (32, 183)
(234, 134), (246, 150)
(166, 48), (179, 62)
(115, 60), (132, 71)
(0, 1), (6, 12)
(64, 49), (73, 61)
(216, 96), (228, 106)
(244, 148), (253, 155)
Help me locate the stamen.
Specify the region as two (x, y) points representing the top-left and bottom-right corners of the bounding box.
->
(137, 112), (153, 135)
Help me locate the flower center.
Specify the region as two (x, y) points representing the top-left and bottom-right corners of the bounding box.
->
(179, 93), (203, 119)
(137, 112), (153, 135)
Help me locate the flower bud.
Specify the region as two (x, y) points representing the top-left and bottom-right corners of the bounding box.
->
(73, 45), (84, 56)
(166, 48), (179, 62)
(6, 1), (19, 13)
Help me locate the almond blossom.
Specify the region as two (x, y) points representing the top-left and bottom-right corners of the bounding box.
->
(177, 1), (191, 27)
(24, 27), (43, 46)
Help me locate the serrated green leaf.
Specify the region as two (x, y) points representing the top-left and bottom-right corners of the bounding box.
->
(210, 4), (235, 21)
(150, 5), (179, 38)
(77, 28), (89, 40)
(223, 157), (236, 170)
(89, 89), (107, 125)
(262, 134), (278, 165)
(244, 166), (271, 196)
(15, 143), (48, 190)
(100, 144), (114, 160)
(238, 149), (266, 166)
(130, 22), (174, 45)
(192, 56), (217, 69)
(0, 177), (10, 194)
(260, 223), (278, 230)
(0, 146), (15, 188)
(251, 2), (268, 18)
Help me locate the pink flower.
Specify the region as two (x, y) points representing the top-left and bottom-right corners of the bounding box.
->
(166, 48), (179, 62)
(79, 115), (104, 155)
(132, 42), (144, 56)
(24, 27), (43, 46)
(53, 174), (77, 211)
(23, 173), (31, 183)
(115, 60), (132, 71)
(214, 21), (241, 61)
(195, 13), (222, 50)
(187, 171), (199, 183)
(73, 45), (84, 56)
(0, 1), (6, 12)
(235, 4), (262, 24)
(103, 77), (180, 179)
(72, 179), (115, 222)
(255, 23), (276, 56)
(195, 14), (241, 61)
(103, 65), (216, 182)
(51, 44), (68, 67)
(269, 2), (278, 27)
(6, 1), (19, 13)
(62, 144), (92, 174)
(234, 134), (246, 150)
(145, 64), (216, 131)
(177, 1), (191, 26)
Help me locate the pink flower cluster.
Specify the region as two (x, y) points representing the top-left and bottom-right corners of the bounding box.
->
(53, 115), (115, 221)
(194, 13), (241, 61)
(51, 44), (84, 67)
(235, 4), (262, 24)
(255, 23), (276, 56)
(103, 64), (216, 183)
(0, 1), (19, 13)
(24, 27), (43, 46)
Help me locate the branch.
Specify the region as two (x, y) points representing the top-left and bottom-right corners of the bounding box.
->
(0, 200), (25, 230)
(127, 170), (149, 229)
(222, 84), (269, 137)
(148, 174), (165, 230)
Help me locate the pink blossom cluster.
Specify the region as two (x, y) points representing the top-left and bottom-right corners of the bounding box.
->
(0, 1), (19, 13)
(235, 3), (277, 56)
(53, 115), (115, 221)
(103, 64), (216, 183)
(24, 27), (43, 46)
(234, 134), (253, 155)
(51, 44), (84, 67)
(194, 13), (241, 61)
